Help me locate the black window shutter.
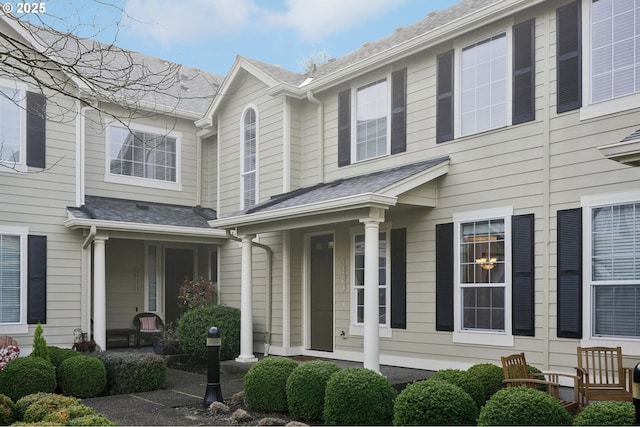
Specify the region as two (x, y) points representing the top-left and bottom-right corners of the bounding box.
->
(512, 214), (535, 336)
(556, 1), (582, 113)
(26, 91), (46, 168)
(436, 50), (454, 143)
(436, 223), (454, 331)
(513, 19), (535, 124)
(391, 228), (407, 329)
(557, 208), (582, 339)
(337, 89), (351, 167)
(391, 68), (407, 155)
(28, 235), (47, 324)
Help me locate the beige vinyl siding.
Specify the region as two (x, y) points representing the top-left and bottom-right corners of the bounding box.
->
(105, 239), (145, 329)
(200, 134), (218, 209)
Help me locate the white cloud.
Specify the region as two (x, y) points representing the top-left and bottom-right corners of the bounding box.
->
(122, 0), (259, 46)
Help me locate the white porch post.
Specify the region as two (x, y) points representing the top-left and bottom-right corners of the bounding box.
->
(237, 234), (258, 362)
(93, 236), (108, 351)
(360, 209), (384, 373)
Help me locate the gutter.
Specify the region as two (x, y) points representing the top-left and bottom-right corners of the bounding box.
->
(306, 90), (324, 182)
(225, 229), (274, 356)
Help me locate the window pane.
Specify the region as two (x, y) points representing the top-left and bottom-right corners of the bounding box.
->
(594, 285), (640, 338)
(460, 34), (507, 136)
(592, 203), (640, 281)
(148, 246), (157, 312)
(355, 79), (388, 161)
(462, 287), (505, 331)
(0, 86), (22, 163)
(353, 232), (388, 326)
(0, 234), (21, 323)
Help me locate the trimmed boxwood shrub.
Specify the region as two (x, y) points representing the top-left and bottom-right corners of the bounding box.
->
(0, 394), (15, 425)
(68, 414), (117, 426)
(478, 387), (573, 426)
(324, 367), (396, 425)
(177, 304), (241, 361)
(47, 346), (81, 369)
(574, 401), (634, 426)
(286, 360), (341, 421)
(17, 393), (82, 423)
(94, 351), (166, 395)
(393, 379), (478, 426)
(58, 354), (107, 398)
(244, 356), (298, 413)
(0, 357), (56, 401)
(427, 368), (484, 408)
(467, 363), (505, 403)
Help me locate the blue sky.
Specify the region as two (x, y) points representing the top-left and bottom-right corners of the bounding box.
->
(29, 0), (460, 76)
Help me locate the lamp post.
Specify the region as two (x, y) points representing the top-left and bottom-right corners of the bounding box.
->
(203, 327), (223, 407)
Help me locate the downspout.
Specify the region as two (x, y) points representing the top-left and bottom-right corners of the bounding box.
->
(306, 90), (324, 182)
(226, 229), (273, 356)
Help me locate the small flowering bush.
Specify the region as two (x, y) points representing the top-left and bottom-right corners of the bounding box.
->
(0, 346), (19, 370)
(177, 277), (217, 311)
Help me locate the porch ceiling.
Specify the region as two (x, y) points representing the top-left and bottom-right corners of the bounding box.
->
(210, 156), (449, 234)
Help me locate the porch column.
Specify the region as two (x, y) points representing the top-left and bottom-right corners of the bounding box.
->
(360, 209), (384, 373)
(93, 236), (108, 351)
(237, 234), (258, 362)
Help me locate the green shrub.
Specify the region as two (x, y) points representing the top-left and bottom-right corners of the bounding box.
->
(30, 323), (50, 362)
(467, 363), (505, 403)
(427, 368), (484, 408)
(393, 379), (478, 426)
(0, 394), (15, 425)
(286, 360), (341, 421)
(94, 352), (166, 395)
(68, 414), (117, 426)
(324, 367), (396, 425)
(15, 392), (52, 420)
(177, 304), (240, 361)
(47, 346), (81, 369)
(244, 356), (298, 413)
(57, 355), (107, 398)
(19, 393), (81, 423)
(574, 401), (634, 426)
(478, 387), (573, 426)
(0, 357), (56, 401)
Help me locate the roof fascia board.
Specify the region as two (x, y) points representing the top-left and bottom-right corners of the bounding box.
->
(64, 217), (227, 238)
(305, 0), (544, 93)
(209, 193), (397, 230)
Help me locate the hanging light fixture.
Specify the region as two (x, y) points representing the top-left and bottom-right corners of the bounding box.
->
(475, 257), (497, 270)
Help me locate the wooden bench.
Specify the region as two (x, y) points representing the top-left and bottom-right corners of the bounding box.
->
(106, 329), (135, 349)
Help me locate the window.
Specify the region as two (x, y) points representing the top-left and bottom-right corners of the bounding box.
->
(147, 245), (158, 312)
(355, 79), (388, 161)
(108, 125), (179, 188)
(242, 107), (257, 208)
(459, 219), (506, 331)
(590, 202), (640, 338)
(460, 34), (508, 136)
(0, 227), (29, 333)
(353, 231), (390, 327)
(590, 0), (640, 103)
(0, 85), (23, 164)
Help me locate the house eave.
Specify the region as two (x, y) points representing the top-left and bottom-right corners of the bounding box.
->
(64, 217), (227, 239)
(599, 139), (640, 167)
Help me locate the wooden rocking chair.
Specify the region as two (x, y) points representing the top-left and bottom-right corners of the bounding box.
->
(501, 352), (581, 411)
(576, 346), (632, 404)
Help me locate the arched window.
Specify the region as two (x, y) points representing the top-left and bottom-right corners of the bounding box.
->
(241, 107), (257, 208)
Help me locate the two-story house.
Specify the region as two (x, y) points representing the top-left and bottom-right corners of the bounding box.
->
(197, 0), (640, 376)
(0, 16), (224, 351)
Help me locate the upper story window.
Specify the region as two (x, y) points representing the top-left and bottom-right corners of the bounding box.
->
(107, 124), (181, 190)
(355, 78), (388, 161)
(0, 85), (23, 164)
(241, 107), (257, 209)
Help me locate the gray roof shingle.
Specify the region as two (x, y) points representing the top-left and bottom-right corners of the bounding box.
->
(621, 129), (640, 143)
(68, 196), (216, 228)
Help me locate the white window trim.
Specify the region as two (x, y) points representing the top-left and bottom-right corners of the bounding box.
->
(348, 224), (392, 338)
(0, 78), (27, 173)
(580, 0), (640, 121)
(581, 190), (640, 356)
(452, 207), (514, 346)
(453, 20), (513, 139)
(350, 69), (392, 164)
(240, 104), (259, 210)
(0, 225), (29, 334)
(104, 122), (182, 191)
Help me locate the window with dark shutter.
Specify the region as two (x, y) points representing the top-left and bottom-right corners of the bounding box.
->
(556, 1), (582, 113)
(28, 235), (47, 324)
(391, 228), (406, 329)
(26, 92), (46, 168)
(513, 19), (535, 124)
(435, 223), (454, 331)
(391, 69), (407, 155)
(337, 89), (351, 167)
(512, 214), (535, 336)
(557, 208), (582, 339)
(436, 50), (454, 143)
